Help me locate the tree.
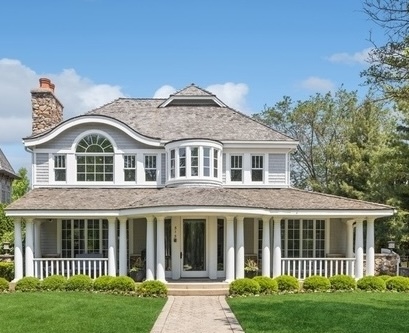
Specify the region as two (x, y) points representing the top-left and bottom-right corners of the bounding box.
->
(253, 88), (394, 200)
(11, 167), (30, 202)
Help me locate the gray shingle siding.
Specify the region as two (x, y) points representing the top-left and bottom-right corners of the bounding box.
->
(35, 153), (49, 183)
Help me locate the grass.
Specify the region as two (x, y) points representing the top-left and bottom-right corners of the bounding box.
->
(0, 292), (166, 333)
(227, 292), (409, 333)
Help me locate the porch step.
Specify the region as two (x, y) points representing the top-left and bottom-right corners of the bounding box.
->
(167, 282), (230, 296)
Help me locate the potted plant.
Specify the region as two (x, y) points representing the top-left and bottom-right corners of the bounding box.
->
(129, 257), (145, 282)
(244, 258), (259, 278)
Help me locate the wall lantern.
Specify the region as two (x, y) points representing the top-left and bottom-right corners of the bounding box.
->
(3, 242), (10, 254)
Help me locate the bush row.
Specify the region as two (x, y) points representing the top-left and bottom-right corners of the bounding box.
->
(229, 275), (409, 296)
(6, 274), (167, 297)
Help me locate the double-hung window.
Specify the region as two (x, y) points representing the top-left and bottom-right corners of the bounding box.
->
(203, 148), (210, 177)
(179, 148), (186, 177)
(251, 155), (263, 181)
(191, 147), (199, 176)
(54, 155), (66, 181)
(144, 155), (157, 181)
(124, 155), (136, 181)
(170, 149), (175, 178)
(230, 155), (243, 181)
(213, 149), (218, 178)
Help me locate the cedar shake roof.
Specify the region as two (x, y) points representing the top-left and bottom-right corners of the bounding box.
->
(6, 187), (394, 212)
(0, 148), (17, 178)
(25, 84), (295, 142)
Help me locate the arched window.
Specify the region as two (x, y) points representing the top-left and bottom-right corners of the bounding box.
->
(76, 134), (114, 182)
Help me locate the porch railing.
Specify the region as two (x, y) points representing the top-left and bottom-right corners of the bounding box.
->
(281, 257), (355, 280)
(33, 258), (109, 279)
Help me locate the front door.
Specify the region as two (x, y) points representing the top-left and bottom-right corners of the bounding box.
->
(181, 219), (207, 277)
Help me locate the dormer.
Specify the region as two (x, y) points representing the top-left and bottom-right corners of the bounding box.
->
(159, 84), (227, 108)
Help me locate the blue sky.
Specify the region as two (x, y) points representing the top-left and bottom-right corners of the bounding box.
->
(0, 0), (385, 177)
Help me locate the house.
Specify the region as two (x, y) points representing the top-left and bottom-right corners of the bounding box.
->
(6, 78), (395, 283)
(0, 148), (17, 204)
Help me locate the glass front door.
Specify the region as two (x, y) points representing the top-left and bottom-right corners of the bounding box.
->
(181, 219), (207, 277)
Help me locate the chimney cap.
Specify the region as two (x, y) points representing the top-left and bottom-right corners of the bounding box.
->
(39, 78), (51, 89)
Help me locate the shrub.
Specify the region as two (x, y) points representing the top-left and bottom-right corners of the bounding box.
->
(65, 274), (93, 291)
(0, 277), (9, 291)
(378, 275), (393, 281)
(275, 275), (299, 292)
(41, 275), (67, 291)
(229, 278), (260, 296)
(15, 277), (41, 292)
(253, 276), (278, 294)
(94, 275), (115, 291)
(386, 276), (409, 292)
(109, 276), (136, 293)
(357, 276), (386, 291)
(0, 262), (14, 281)
(137, 280), (167, 297)
(303, 275), (331, 292)
(329, 275), (356, 291)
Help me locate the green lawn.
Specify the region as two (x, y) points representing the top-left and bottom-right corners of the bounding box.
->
(0, 292), (166, 333)
(227, 292), (409, 333)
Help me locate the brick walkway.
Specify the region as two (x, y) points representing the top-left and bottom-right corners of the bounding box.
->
(150, 296), (244, 333)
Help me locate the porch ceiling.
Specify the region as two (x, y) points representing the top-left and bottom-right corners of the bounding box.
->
(5, 187), (395, 216)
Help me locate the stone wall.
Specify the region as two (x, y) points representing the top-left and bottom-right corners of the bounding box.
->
(31, 78), (63, 135)
(372, 253), (399, 276)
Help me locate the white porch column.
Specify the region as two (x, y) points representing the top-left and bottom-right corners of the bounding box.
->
(236, 216), (245, 279)
(273, 218), (282, 278)
(25, 219), (34, 277)
(262, 216), (271, 277)
(156, 216), (166, 282)
(366, 219), (375, 276)
(118, 217), (128, 276)
(146, 216), (155, 280)
(108, 218), (117, 276)
(34, 221), (42, 258)
(14, 219), (23, 281)
(346, 220), (354, 258)
(355, 219), (364, 279)
(225, 216), (235, 282)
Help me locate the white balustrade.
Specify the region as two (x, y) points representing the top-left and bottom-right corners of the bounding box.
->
(33, 257), (108, 279)
(281, 258), (355, 280)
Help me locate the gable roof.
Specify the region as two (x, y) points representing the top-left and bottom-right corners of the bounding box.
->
(0, 148), (17, 179)
(83, 84), (295, 142)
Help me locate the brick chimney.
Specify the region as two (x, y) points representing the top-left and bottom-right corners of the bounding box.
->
(31, 78), (64, 135)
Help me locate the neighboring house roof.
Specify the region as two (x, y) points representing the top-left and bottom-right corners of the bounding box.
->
(0, 148), (17, 179)
(25, 84), (295, 142)
(5, 187), (394, 216)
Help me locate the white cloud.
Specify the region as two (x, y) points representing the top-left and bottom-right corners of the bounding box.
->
(0, 59), (125, 145)
(299, 76), (335, 94)
(153, 85), (177, 98)
(327, 48), (372, 65)
(206, 83), (249, 112)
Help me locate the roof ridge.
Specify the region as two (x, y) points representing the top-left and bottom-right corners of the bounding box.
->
(172, 83), (215, 97)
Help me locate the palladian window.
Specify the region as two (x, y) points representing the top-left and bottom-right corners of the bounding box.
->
(76, 134), (114, 182)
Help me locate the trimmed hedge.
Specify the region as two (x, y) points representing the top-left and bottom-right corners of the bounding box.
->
(385, 276), (409, 292)
(357, 276), (386, 291)
(329, 275), (356, 291)
(0, 262), (14, 281)
(41, 275), (67, 291)
(0, 277), (9, 291)
(109, 276), (135, 292)
(275, 275), (299, 292)
(252, 276), (278, 294)
(303, 275), (330, 292)
(65, 274), (93, 291)
(378, 275), (393, 281)
(136, 280), (167, 297)
(15, 277), (41, 292)
(229, 278), (260, 296)
(93, 275), (115, 291)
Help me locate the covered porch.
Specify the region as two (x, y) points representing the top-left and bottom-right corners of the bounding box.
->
(6, 187), (395, 282)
